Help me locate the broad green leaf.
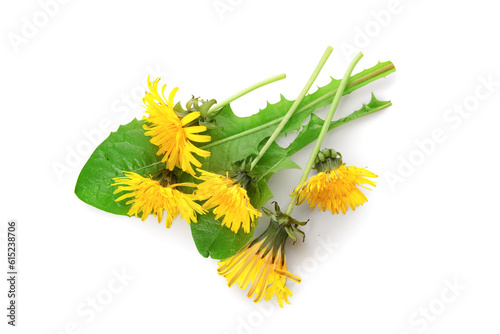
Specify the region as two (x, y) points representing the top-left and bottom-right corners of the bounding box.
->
(75, 119), (165, 215)
(190, 212), (255, 259)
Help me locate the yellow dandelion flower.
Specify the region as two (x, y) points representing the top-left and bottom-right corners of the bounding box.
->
(143, 77), (211, 176)
(112, 171), (205, 228)
(195, 169), (261, 233)
(218, 219), (301, 307)
(292, 165), (377, 214)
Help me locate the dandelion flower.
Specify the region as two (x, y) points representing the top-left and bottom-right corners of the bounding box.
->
(112, 171), (205, 227)
(292, 149), (377, 214)
(143, 77), (211, 175)
(195, 169), (261, 233)
(218, 218), (301, 307)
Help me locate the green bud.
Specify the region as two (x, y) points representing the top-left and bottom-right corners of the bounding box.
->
(314, 148), (343, 173)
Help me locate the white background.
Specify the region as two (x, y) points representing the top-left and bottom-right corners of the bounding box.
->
(1, 0), (499, 333)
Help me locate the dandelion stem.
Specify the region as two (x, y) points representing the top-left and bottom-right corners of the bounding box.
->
(250, 46), (333, 171)
(284, 52), (364, 216)
(207, 74), (287, 115)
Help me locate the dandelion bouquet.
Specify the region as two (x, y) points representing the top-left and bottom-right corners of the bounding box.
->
(75, 47), (395, 306)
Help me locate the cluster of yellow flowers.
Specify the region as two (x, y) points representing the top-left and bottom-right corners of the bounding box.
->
(111, 77), (377, 307)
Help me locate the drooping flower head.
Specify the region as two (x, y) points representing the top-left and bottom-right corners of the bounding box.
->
(143, 77), (211, 175)
(195, 168), (261, 233)
(291, 148), (377, 214)
(112, 170), (205, 228)
(218, 203), (303, 307)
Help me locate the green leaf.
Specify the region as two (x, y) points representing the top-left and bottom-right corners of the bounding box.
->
(198, 61), (395, 174)
(287, 94), (392, 156)
(75, 119), (165, 215)
(190, 212), (255, 259)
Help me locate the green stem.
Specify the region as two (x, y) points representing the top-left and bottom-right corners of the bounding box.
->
(208, 74), (286, 115)
(250, 46), (333, 171)
(284, 52), (364, 216)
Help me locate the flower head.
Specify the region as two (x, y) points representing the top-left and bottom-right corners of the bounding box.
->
(195, 169), (261, 233)
(112, 171), (205, 227)
(143, 77), (211, 175)
(292, 149), (377, 214)
(217, 217), (301, 307)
